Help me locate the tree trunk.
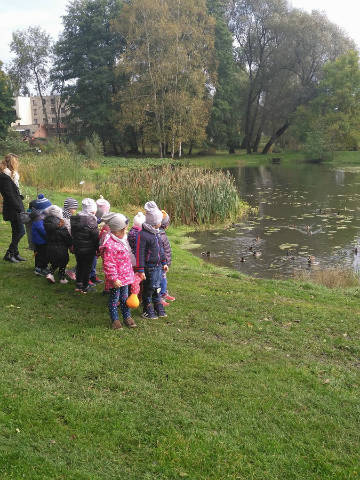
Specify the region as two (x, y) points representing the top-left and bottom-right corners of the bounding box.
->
(179, 141), (182, 158)
(188, 143), (193, 155)
(228, 146), (235, 154)
(252, 126), (262, 153)
(262, 122), (290, 154)
(240, 136), (247, 149)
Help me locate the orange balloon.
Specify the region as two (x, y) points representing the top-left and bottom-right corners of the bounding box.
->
(126, 293), (140, 309)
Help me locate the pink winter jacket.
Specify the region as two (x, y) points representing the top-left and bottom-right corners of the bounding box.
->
(100, 233), (135, 290)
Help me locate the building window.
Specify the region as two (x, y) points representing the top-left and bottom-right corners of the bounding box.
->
(51, 97), (55, 104)
(34, 119), (38, 124)
(42, 98), (46, 105)
(51, 108), (56, 114)
(52, 117), (57, 123)
(33, 100), (36, 105)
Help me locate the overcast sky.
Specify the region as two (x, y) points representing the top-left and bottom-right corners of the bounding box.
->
(1, 0), (360, 67)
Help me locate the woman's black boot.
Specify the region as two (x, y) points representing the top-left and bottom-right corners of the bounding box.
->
(3, 251), (20, 263)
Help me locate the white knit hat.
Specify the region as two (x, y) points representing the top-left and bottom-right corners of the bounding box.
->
(82, 198), (97, 215)
(96, 196), (110, 218)
(144, 201), (163, 226)
(133, 212), (146, 227)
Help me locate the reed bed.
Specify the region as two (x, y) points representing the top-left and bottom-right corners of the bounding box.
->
(98, 165), (248, 225)
(19, 153), (248, 225)
(20, 152), (90, 191)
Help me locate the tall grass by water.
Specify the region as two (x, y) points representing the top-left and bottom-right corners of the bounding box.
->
(98, 165), (248, 225)
(20, 151), (90, 191)
(19, 152), (249, 225)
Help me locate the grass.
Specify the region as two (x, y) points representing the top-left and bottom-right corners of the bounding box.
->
(0, 207), (359, 479)
(294, 268), (360, 288)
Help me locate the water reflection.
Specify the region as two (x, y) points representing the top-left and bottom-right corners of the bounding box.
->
(190, 164), (360, 279)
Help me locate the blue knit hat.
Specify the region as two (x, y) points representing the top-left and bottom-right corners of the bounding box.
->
(35, 193), (52, 211)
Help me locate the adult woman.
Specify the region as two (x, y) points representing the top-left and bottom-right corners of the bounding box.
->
(0, 153), (26, 263)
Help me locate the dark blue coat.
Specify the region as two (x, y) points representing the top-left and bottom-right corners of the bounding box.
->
(135, 224), (167, 273)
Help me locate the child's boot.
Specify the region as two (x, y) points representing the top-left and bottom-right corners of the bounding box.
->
(124, 317), (137, 328)
(154, 302), (167, 318)
(141, 304), (158, 320)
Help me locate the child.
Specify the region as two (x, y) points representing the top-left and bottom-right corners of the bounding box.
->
(43, 206), (72, 284)
(128, 211), (145, 255)
(159, 211), (175, 305)
(89, 196), (111, 285)
(31, 194), (52, 276)
(62, 197), (78, 232)
(100, 212), (136, 330)
(20, 198), (37, 251)
(62, 197), (78, 281)
(70, 198), (99, 293)
(135, 201), (168, 319)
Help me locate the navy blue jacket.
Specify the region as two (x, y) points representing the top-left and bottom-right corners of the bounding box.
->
(135, 224), (167, 273)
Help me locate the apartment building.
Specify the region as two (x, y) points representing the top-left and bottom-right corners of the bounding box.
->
(30, 95), (68, 126)
(12, 95), (68, 138)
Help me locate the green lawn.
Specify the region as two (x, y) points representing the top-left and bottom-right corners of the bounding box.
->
(0, 215), (359, 479)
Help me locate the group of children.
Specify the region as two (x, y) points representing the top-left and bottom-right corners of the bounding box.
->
(22, 194), (175, 330)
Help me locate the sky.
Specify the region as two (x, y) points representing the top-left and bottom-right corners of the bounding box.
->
(0, 0), (360, 67)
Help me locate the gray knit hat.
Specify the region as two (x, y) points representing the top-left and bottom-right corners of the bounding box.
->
(45, 205), (63, 219)
(81, 198), (97, 214)
(144, 201), (163, 226)
(63, 197), (78, 211)
(102, 212), (129, 233)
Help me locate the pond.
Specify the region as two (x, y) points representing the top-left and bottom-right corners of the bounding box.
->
(189, 162), (360, 279)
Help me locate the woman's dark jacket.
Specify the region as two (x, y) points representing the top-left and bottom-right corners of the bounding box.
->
(44, 216), (73, 265)
(70, 214), (99, 256)
(135, 224), (167, 273)
(0, 172), (24, 221)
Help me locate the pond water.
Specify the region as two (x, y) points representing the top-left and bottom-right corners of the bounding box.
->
(189, 162), (360, 279)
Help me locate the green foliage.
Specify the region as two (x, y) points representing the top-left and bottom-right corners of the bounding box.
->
(0, 63), (16, 139)
(83, 133), (104, 160)
(0, 130), (32, 155)
(53, 0), (125, 146)
(294, 51), (360, 152)
(206, 0), (243, 152)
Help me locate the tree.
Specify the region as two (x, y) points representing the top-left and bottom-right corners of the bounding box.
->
(0, 63), (16, 139)
(53, 0), (125, 151)
(294, 51), (360, 152)
(206, 0), (244, 153)
(227, 1), (354, 154)
(9, 26), (52, 125)
(114, 0), (216, 157)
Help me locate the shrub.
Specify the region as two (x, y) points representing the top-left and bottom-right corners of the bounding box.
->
(0, 130), (33, 155)
(83, 133), (104, 160)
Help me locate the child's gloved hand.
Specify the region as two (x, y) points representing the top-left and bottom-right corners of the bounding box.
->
(139, 273), (146, 281)
(163, 265), (169, 273)
(114, 279), (122, 288)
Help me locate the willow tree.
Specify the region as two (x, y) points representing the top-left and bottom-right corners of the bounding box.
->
(114, 0), (215, 157)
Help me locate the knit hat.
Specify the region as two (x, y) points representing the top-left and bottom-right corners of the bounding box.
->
(133, 212), (146, 228)
(45, 205), (63, 219)
(63, 197), (78, 211)
(81, 198), (97, 215)
(102, 212), (129, 233)
(161, 210), (170, 228)
(144, 201), (163, 226)
(35, 193), (52, 211)
(96, 196), (111, 219)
